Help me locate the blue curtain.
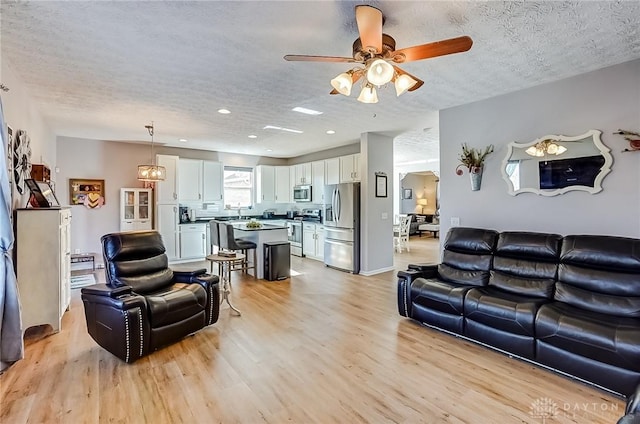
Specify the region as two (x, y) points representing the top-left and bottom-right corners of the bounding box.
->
(0, 96), (23, 369)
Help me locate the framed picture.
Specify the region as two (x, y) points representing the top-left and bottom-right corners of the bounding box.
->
(69, 178), (105, 206)
(403, 188), (412, 199)
(375, 173), (387, 198)
(25, 179), (60, 208)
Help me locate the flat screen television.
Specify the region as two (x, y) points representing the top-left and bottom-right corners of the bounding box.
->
(538, 155), (605, 190)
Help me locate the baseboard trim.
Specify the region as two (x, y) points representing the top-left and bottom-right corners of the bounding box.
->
(359, 266), (395, 276)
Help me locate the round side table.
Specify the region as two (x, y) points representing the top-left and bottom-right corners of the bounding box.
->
(206, 253), (245, 315)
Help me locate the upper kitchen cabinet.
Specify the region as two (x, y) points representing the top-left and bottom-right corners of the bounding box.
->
(311, 160), (325, 203)
(178, 158), (203, 202)
(325, 157), (340, 185)
(156, 154), (179, 204)
(256, 165), (290, 204)
(340, 153), (360, 182)
(202, 161), (224, 202)
(292, 163), (312, 186)
(178, 159), (224, 203)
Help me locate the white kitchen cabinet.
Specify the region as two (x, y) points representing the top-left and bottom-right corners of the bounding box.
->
(256, 165), (276, 203)
(157, 204), (179, 260)
(340, 153), (360, 182)
(292, 163), (312, 185)
(14, 208), (71, 335)
(256, 165), (290, 203)
(179, 223), (207, 259)
(303, 223), (324, 261)
(120, 188), (152, 231)
(275, 166), (291, 203)
(203, 161), (224, 202)
(178, 158), (203, 202)
(311, 160), (325, 203)
(325, 157), (340, 185)
(155, 154), (179, 204)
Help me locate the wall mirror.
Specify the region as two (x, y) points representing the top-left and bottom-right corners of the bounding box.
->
(501, 130), (612, 196)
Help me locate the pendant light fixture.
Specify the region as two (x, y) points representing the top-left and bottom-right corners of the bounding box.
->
(137, 121), (166, 181)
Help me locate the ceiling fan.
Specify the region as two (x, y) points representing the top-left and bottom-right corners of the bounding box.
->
(284, 5), (473, 103)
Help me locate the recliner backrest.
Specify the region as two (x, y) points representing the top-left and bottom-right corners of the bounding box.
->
(438, 227), (498, 286)
(558, 235), (640, 317)
(490, 231), (562, 299)
(101, 231), (173, 294)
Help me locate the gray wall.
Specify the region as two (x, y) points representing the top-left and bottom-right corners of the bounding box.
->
(360, 132), (394, 275)
(400, 173), (437, 215)
(440, 59), (640, 240)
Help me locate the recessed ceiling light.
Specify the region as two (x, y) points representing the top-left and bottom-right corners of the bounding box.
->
(218, 109), (231, 114)
(248, 135), (257, 139)
(292, 106), (323, 115)
(266, 149), (273, 152)
(326, 130), (335, 135)
(179, 138), (188, 142)
(263, 125), (303, 134)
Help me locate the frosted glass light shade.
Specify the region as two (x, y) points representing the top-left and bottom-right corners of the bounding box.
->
(138, 164), (166, 181)
(366, 59), (394, 86)
(330, 72), (353, 96)
(395, 74), (418, 96)
(357, 85), (378, 104)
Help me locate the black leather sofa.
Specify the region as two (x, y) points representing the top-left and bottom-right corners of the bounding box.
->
(397, 227), (640, 410)
(81, 231), (220, 362)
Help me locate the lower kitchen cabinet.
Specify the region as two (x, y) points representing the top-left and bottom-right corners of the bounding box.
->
(179, 223), (207, 259)
(303, 223), (324, 261)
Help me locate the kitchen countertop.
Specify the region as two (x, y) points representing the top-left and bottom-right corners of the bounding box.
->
(231, 222), (288, 231)
(181, 215), (307, 225)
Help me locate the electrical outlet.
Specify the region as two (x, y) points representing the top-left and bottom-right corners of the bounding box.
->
(451, 217), (460, 226)
(381, 212), (388, 220)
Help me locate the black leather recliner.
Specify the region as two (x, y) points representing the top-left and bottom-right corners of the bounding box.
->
(81, 231), (220, 362)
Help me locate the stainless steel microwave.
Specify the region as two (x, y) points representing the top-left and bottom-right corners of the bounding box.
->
(293, 185), (312, 202)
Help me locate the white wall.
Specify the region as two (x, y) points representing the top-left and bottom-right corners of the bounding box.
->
(440, 59), (640, 240)
(1, 62), (56, 209)
(360, 132), (394, 275)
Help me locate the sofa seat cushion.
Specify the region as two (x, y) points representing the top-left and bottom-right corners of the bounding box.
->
(465, 287), (548, 337)
(537, 302), (640, 372)
(146, 283), (207, 328)
(411, 278), (471, 316)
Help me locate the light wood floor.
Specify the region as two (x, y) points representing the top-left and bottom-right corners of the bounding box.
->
(1, 236), (625, 423)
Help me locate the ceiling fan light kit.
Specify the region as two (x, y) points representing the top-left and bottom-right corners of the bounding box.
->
(284, 5), (473, 104)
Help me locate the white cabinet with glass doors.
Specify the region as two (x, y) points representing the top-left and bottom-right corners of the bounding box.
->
(120, 188), (153, 231)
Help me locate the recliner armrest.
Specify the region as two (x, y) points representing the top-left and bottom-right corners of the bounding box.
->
(408, 263), (438, 274)
(173, 269), (208, 280)
(81, 283), (132, 298)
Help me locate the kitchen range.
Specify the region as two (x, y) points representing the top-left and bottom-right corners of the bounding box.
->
(288, 208), (322, 257)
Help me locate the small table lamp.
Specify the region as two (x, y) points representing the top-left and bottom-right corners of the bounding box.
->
(417, 198), (428, 214)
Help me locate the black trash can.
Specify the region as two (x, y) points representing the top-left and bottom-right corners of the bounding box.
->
(263, 241), (290, 281)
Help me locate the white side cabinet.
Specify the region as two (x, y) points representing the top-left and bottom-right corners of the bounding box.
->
(14, 208), (71, 335)
(256, 165), (290, 203)
(157, 204), (179, 260)
(292, 163), (312, 185)
(302, 223), (324, 261)
(178, 158), (203, 202)
(325, 157), (340, 185)
(120, 188), (152, 231)
(203, 161), (224, 202)
(155, 154), (179, 204)
(311, 160), (325, 203)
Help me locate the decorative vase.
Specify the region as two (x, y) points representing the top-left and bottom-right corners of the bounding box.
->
(470, 166), (483, 191)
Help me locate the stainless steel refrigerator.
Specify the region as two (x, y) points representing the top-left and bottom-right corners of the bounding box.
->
(323, 182), (360, 273)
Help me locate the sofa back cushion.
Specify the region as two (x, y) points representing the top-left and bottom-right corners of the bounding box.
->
(439, 227), (498, 286)
(102, 231), (174, 294)
(489, 231), (562, 298)
(557, 235), (640, 317)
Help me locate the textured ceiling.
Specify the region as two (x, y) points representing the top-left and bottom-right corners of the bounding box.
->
(1, 1), (639, 166)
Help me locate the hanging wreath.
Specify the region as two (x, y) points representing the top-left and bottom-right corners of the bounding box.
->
(13, 130), (32, 195)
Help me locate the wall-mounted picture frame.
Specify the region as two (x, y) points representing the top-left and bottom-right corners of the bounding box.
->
(403, 188), (412, 199)
(375, 173), (387, 198)
(69, 178), (105, 206)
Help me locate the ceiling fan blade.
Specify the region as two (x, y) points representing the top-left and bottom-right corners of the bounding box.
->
(284, 55), (358, 63)
(393, 66), (424, 92)
(391, 36), (473, 63)
(355, 5), (383, 54)
(330, 71), (363, 95)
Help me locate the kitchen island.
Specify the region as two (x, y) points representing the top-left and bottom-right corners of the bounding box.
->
(231, 223), (289, 279)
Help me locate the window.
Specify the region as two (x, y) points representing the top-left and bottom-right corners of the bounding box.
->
(223, 166), (253, 208)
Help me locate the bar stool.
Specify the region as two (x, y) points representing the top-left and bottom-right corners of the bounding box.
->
(219, 223), (257, 279)
(208, 219), (222, 255)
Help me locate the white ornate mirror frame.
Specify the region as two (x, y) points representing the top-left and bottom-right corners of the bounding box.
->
(501, 129), (612, 196)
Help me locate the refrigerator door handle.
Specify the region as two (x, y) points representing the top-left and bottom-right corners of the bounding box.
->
(336, 188), (341, 221)
(332, 188), (338, 225)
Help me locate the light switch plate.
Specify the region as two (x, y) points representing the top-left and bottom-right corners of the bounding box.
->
(381, 212), (388, 220)
(451, 217), (460, 226)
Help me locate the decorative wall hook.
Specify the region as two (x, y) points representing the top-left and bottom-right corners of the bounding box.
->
(0, 83), (9, 92)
